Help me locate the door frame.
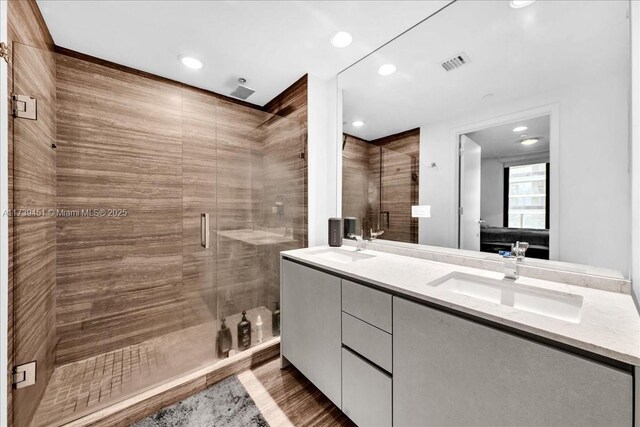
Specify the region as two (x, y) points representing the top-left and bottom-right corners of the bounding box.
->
(452, 103), (560, 260)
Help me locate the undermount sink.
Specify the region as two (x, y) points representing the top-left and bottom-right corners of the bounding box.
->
(307, 248), (375, 264)
(428, 272), (583, 323)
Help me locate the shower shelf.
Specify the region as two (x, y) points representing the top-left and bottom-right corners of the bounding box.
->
(217, 228), (297, 246)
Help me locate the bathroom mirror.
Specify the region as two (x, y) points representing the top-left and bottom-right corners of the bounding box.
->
(339, 0), (631, 277)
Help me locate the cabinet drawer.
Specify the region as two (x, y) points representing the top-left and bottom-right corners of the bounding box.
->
(342, 279), (392, 333)
(342, 347), (392, 427)
(342, 312), (392, 373)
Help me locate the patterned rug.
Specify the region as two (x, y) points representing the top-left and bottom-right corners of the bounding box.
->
(133, 376), (268, 427)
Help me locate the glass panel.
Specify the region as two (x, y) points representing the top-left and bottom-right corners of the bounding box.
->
(380, 147), (419, 243)
(216, 109), (305, 354)
(507, 163), (547, 229)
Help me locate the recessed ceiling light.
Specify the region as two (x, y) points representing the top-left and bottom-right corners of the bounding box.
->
(378, 64), (397, 76)
(520, 138), (539, 146)
(352, 120), (365, 127)
(331, 31), (353, 48)
(179, 56), (203, 70)
(513, 126), (528, 132)
(510, 0), (536, 8)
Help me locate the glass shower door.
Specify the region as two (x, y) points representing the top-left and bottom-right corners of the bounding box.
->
(379, 146), (418, 243)
(215, 109), (305, 355)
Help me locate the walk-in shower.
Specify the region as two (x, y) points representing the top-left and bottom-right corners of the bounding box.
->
(10, 39), (307, 427)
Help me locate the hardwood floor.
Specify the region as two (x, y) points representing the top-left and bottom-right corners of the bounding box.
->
(239, 359), (355, 427)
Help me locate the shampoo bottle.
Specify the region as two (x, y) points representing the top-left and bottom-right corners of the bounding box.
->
(256, 315), (263, 343)
(216, 317), (232, 358)
(237, 310), (252, 350)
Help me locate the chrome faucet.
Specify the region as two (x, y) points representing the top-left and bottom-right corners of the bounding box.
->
(503, 241), (529, 280)
(370, 228), (385, 241)
(347, 231), (367, 251)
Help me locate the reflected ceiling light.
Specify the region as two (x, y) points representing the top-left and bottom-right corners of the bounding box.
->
(520, 138), (539, 146)
(378, 64), (397, 76)
(352, 120), (365, 127)
(179, 55), (203, 70)
(510, 0), (536, 8)
(331, 31), (353, 48)
(513, 126), (528, 132)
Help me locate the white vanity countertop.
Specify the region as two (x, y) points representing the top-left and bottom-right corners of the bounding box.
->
(282, 246), (640, 366)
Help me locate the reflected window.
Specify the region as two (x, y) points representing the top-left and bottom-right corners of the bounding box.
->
(503, 163), (549, 229)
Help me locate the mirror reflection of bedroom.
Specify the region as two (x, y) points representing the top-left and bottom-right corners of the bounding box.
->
(459, 115), (550, 260)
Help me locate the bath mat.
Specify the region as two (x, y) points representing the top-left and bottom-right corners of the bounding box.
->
(133, 376), (269, 427)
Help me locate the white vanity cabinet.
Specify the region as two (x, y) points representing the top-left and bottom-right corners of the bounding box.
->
(393, 297), (634, 427)
(281, 260), (342, 408)
(281, 257), (635, 427)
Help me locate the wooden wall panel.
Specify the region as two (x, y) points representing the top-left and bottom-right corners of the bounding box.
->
(7, 1), (55, 425)
(372, 128), (420, 158)
(7, 0), (54, 52)
(12, 41), (57, 427)
(53, 55), (304, 364)
(55, 54), (186, 364)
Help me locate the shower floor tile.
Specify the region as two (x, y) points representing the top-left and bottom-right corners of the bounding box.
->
(30, 306), (273, 427)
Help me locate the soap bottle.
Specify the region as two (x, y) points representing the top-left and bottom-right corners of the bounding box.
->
(272, 302), (280, 336)
(216, 317), (232, 358)
(237, 310), (252, 350)
(256, 315), (263, 343)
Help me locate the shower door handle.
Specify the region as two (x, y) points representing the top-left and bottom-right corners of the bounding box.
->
(201, 213), (210, 248)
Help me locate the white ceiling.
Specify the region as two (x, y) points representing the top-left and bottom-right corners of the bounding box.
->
(465, 115), (550, 160)
(37, 0), (451, 106)
(341, 0), (630, 140)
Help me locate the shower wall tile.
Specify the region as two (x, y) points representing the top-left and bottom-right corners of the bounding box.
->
(55, 54), (186, 365)
(53, 50), (307, 368)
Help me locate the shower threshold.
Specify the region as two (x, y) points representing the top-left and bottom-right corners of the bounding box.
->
(30, 306), (278, 427)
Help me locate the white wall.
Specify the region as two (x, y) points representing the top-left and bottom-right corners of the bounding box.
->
(308, 74), (340, 246)
(480, 158), (503, 227)
(420, 73), (630, 275)
(631, 1), (640, 306)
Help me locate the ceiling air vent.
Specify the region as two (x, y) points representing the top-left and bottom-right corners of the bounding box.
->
(440, 52), (471, 72)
